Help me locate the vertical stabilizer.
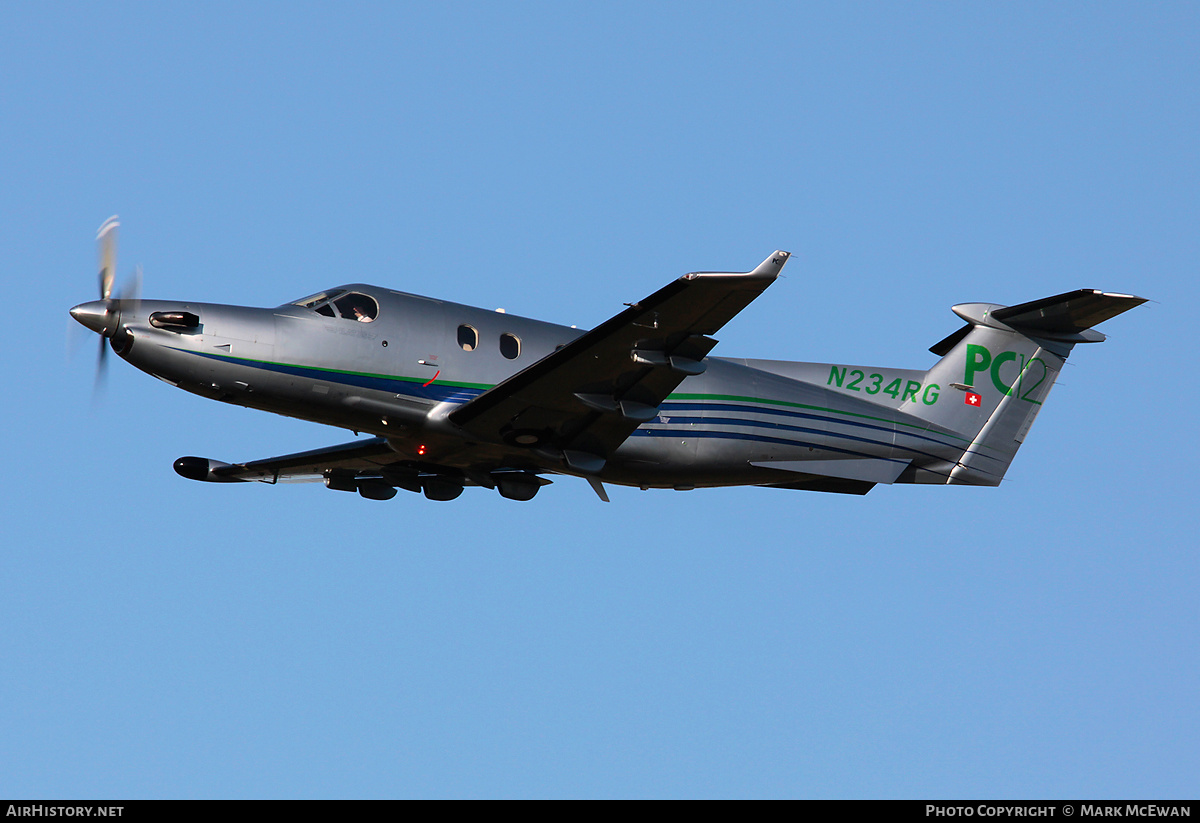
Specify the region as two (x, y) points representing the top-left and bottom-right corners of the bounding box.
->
(907, 290), (1145, 486)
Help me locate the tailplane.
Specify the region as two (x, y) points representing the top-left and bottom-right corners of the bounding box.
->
(904, 290), (1146, 486)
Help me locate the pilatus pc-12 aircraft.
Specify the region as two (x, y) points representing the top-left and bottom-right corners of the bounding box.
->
(71, 217), (1145, 502)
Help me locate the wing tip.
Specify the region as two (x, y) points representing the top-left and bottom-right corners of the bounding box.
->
(685, 250), (792, 281)
(753, 250), (791, 277)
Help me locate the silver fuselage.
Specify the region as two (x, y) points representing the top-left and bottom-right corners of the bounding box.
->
(92, 285), (963, 489)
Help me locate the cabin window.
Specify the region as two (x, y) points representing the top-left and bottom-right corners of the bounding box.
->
(458, 325), (478, 351)
(315, 304), (336, 317)
(500, 333), (521, 360)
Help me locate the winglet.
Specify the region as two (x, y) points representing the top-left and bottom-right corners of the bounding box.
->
(751, 250), (791, 278)
(684, 250), (791, 281)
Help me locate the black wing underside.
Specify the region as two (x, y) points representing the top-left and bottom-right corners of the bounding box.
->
(191, 437), (399, 483)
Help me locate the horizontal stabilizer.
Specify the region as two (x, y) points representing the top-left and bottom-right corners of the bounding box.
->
(930, 289), (1147, 354)
(992, 289), (1147, 334)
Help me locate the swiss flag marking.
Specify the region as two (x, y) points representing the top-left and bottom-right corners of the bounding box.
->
(965, 392), (982, 407)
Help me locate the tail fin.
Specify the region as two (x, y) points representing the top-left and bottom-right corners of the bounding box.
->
(906, 290), (1145, 486)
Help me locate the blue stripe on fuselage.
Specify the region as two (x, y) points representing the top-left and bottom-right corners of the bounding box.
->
(659, 401), (960, 449)
(631, 427), (910, 464)
(645, 414), (948, 462)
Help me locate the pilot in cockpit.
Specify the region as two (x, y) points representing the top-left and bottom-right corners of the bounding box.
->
(334, 293), (376, 323)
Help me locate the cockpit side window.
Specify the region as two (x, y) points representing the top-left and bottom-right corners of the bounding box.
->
(333, 292), (379, 323)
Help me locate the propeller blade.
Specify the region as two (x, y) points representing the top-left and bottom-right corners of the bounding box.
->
(97, 215), (119, 301)
(93, 337), (109, 402)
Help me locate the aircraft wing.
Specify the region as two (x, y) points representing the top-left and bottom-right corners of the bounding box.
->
(448, 251), (791, 471)
(175, 437), (399, 483)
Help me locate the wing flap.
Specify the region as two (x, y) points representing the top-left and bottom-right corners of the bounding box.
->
(751, 457), (909, 485)
(761, 477), (876, 495)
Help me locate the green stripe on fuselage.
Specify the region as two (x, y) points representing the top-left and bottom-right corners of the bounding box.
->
(175, 348), (974, 446)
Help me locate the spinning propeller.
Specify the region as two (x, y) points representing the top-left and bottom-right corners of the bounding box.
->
(70, 215), (141, 392)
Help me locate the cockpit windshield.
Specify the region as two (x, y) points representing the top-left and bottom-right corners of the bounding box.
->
(287, 290), (379, 322)
(289, 290), (342, 309)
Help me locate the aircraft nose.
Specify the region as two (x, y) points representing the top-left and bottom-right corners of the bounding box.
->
(70, 300), (116, 336)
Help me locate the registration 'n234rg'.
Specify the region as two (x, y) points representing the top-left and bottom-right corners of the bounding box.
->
(827, 367), (940, 404)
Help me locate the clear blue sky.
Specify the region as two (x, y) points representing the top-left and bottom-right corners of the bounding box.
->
(2, 1), (1196, 798)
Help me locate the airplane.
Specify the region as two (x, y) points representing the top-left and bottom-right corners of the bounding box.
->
(71, 216), (1146, 502)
